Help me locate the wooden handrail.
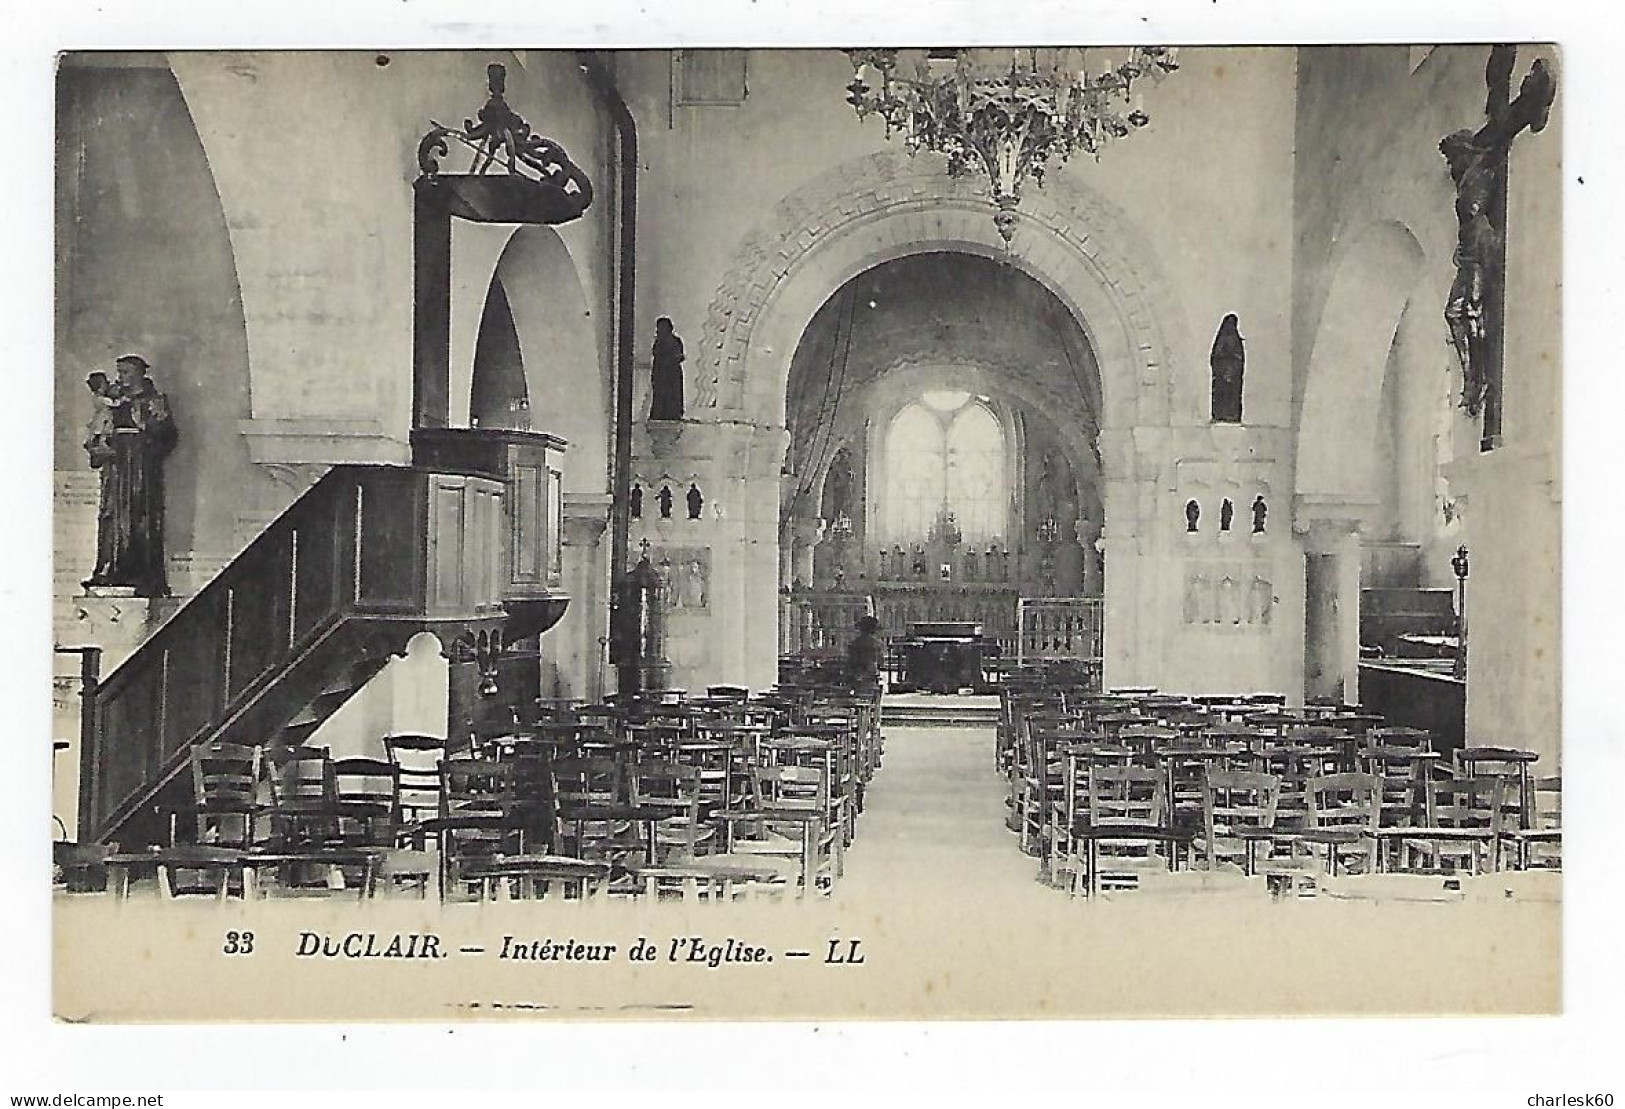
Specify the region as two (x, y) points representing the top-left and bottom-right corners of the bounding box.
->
(83, 464), (511, 843)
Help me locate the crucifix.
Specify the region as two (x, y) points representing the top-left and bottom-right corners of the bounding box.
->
(1440, 45), (1556, 450)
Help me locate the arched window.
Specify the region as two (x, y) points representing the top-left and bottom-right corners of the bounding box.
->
(883, 402), (943, 541)
(880, 393), (1009, 543)
(946, 403), (1006, 542)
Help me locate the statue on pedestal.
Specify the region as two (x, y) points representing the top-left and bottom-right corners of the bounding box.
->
(649, 316), (685, 421)
(83, 355), (177, 597)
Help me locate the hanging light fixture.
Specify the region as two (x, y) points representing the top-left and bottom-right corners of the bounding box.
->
(844, 46), (1179, 243)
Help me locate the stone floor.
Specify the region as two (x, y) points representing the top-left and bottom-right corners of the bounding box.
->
(837, 721), (1053, 907)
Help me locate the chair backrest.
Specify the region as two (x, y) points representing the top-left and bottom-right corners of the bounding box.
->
(753, 763), (829, 811)
(1427, 774), (1506, 832)
(331, 757), (399, 846)
(1369, 726), (1434, 752)
(1201, 769), (1281, 867)
(1087, 764), (1167, 827)
(1530, 776), (1562, 830)
(1307, 772), (1381, 833)
(384, 733), (448, 827)
(267, 745), (334, 807)
(440, 757), (517, 858)
(189, 742), (263, 847)
(553, 755), (624, 811)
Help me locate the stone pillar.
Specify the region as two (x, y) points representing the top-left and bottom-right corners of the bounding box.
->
(791, 512), (823, 588)
(559, 494), (612, 702)
(1299, 517), (1364, 705)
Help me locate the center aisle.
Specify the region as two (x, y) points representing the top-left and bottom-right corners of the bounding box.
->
(834, 719), (1057, 907)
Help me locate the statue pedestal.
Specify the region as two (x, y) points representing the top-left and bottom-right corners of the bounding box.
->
(645, 420), (684, 459)
(54, 592), (170, 672)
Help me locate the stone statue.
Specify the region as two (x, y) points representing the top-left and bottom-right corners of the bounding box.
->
(1251, 495), (1268, 535)
(84, 355), (177, 597)
(1183, 572), (1203, 624)
(1440, 46), (1556, 417)
(656, 484), (674, 519)
(1218, 575), (1240, 624)
(629, 483), (643, 519)
(649, 316), (686, 421)
(1185, 499), (1200, 533)
(1220, 498), (1234, 532)
(686, 483), (704, 520)
(1210, 314), (1245, 423)
(1249, 576), (1273, 626)
(823, 449), (854, 520)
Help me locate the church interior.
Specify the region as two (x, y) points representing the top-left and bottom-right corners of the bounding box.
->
(48, 45), (1562, 908)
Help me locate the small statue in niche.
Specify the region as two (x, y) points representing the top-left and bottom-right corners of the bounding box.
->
(1220, 498), (1234, 532)
(649, 316), (686, 421)
(823, 449), (854, 522)
(1183, 573), (1204, 624)
(1218, 574), (1241, 625)
(83, 355), (178, 597)
(1251, 495), (1268, 535)
(656, 484), (674, 519)
(912, 545), (927, 578)
(1210, 314), (1245, 423)
(1249, 576), (1274, 626)
(682, 557), (707, 608)
(629, 483), (643, 519)
(1185, 499), (1201, 533)
(686, 483), (704, 520)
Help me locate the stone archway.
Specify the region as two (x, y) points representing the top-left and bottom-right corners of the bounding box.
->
(691, 151), (1188, 689)
(1294, 219), (1435, 702)
(1297, 221), (1432, 511)
(695, 151), (1187, 440)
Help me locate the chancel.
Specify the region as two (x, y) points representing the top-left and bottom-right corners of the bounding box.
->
(50, 45), (1561, 913)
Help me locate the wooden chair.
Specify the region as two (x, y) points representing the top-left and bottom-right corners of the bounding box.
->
(265, 746), (339, 849)
(630, 761), (709, 863)
(1501, 775), (1561, 871)
(1073, 764), (1190, 897)
(189, 741), (264, 849)
(1198, 769), (1280, 874)
(1303, 771), (1382, 875)
(333, 757), (433, 896)
(1358, 746), (1443, 828)
(383, 734), (448, 848)
(1382, 774), (1506, 875)
(553, 754), (640, 866)
(436, 757), (518, 900)
(105, 742), (266, 900)
(1456, 747), (1540, 831)
(721, 764), (840, 894)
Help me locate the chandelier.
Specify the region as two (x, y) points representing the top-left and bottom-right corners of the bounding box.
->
(844, 47), (1179, 243)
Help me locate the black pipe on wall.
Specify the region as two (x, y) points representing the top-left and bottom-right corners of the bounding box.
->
(578, 52), (639, 593)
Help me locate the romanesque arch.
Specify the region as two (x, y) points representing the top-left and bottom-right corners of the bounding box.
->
(693, 151), (1189, 446)
(1296, 220), (1432, 508)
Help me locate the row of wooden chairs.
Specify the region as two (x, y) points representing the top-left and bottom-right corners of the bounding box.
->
(88, 681), (884, 902)
(999, 676), (1559, 898)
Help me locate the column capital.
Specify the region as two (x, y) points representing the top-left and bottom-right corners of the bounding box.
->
(1292, 494), (1376, 550)
(562, 493), (612, 547)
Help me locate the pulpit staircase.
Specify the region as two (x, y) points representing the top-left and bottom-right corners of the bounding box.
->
(79, 430), (569, 851)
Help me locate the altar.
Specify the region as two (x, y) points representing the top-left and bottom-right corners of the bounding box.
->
(894, 621), (989, 694)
